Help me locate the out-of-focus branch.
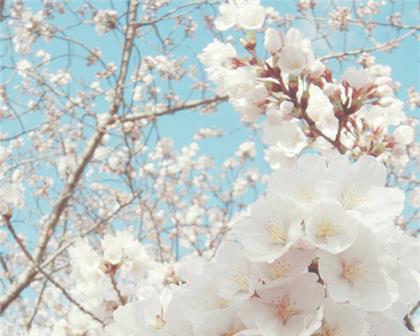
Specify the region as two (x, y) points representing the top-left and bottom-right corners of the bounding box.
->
(0, 0), (5, 22)
(122, 95), (228, 122)
(0, 0), (139, 315)
(320, 29), (417, 61)
(25, 280), (47, 330)
(2, 214), (104, 325)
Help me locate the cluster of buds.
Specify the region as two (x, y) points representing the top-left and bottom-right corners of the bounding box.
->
(199, 23), (413, 169)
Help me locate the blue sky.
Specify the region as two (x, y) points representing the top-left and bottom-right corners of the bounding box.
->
(2, 0), (419, 245)
(3, 0), (418, 162)
(0, 0), (419, 314)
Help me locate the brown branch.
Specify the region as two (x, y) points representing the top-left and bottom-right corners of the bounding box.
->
(2, 215), (104, 325)
(320, 29), (417, 61)
(0, 0), (4, 22)
(0, 0), (139, 315)
(110, 275), (126, 305)
(121, 95), (228, 122)
(25, 280), (48, 330)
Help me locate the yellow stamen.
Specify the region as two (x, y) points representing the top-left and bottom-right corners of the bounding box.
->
(342, 185), (367, 209)
(271, 260), (291, 279)
(231, 266), (249, 292)
(316, 217), (340, 239)
(341, 259), (364, 285)
(299, 189), (315, 203)
(266, 222), (287, 244)
(274, 295), (300, 324)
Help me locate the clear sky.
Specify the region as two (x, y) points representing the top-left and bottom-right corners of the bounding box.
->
(0, 0), (419, 313)
(2, 0), (419, 240)
(4, 0), (418, 161)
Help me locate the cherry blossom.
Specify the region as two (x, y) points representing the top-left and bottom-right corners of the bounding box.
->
(0, 0), (418, 334)
(233, 195), (305, 262)
(215, 0), (266, 31)
(318, 228), (399, 311)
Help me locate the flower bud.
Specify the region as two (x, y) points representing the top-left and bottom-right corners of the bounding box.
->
(308, 61), (325, 78)
(393, 125), (415, 145)
(279, 100), (294, 114)
(264, 28), (284, 54)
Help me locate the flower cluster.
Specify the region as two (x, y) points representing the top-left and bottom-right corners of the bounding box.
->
(46, 231), (169, 334)
(93, 10), (118, 35)
(1, 0), (418, 333)
(214, 0), (266, 31)
(69, 154), (418, 336)
(199, 19), (417, 172)
(0, 163), (25, 216)
(9, 6), (54, 54)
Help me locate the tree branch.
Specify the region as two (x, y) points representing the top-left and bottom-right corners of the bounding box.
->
(121, 95), (228, 122)
(0, 0), (139, 315)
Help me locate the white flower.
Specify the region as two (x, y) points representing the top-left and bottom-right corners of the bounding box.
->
(264, 28), (284, 53)
(364, 99), (406, 128)
(105, 302), (157, 336)
(306, 86), (335, 126)
(319, 228), (399, 311)
(93, 10), (118, 35)
(181, 279), (245, 336)
(214, 2), (237, 31)
(221, 68), (257, 100)
(0, 182), (24, 214)
(255, 273), (324, 336)
(308, 60), (325, 78)
(237, 1), (266, 30)
(265, 100), (295, 125)
(277, 46), (308, 74)
(236, 141), (257, 160)
(325, 155), (405, 225)
(137, 286), (171, 331)
(256, 248), (316, 284)
(67, 309), (102, 335)
(50, 70), (71, 84)
(161, 288), (195, 335)
(211, 241), (257, 300)
(262, 122), (307, 157)
(233, 195), (304, 262)
(16, 59), (32, 77)
(367, 313), (417, 336)
(267, 154), (328, 204)
(305, 200), (359, 254)
(283, 28), (315, 63)
(175, 254), (206, 283)
(215, 0), (266, 31)
(198, 39), (237, 69)
(316, 299), (369, 336)
(393, 125), (415, 145)
(233, 98), (264, 123)
(264, 146), (297, 169)
(101, 231), (130, 264)
(342, 67), (370, 89)
(133, 86), (143, 101)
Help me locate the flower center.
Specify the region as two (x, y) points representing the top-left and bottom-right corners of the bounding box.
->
(153, 314), (166, 330)
(342, 185), (367, 209)
(341, 259), (364, 285)
(231, 266), (249, 292)
(316, 217), (340, 239)
(223, 326), (243, 336)
(271, 260), (291, 279)
(274, 295), (300, 325)
(208, 298), (230, 310)
(316, 323), (339, 336)
(299, 189), (315, 203)
(265, 222), (288, 244)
